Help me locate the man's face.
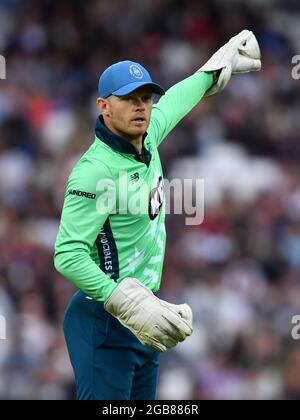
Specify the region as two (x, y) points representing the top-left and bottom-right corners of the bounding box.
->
(98, 86), (153, 140)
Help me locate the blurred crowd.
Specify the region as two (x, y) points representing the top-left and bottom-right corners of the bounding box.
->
(1, 0), (300, 399)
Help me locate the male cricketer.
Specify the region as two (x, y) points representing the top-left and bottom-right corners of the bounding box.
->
(54, 30), (261, 400)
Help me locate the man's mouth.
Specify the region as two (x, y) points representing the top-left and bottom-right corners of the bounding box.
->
(132, 117), (146, 122)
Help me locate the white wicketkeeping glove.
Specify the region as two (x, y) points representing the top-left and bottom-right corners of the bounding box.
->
(104, 277), (193, 352)
(198, 29), (261, 96)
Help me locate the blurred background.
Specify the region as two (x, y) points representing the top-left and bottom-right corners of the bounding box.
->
(1, 0), (300, 400)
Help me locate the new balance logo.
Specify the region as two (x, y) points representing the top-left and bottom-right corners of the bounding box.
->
(68, 189), (96, 199)
(130, 172), (140, 183)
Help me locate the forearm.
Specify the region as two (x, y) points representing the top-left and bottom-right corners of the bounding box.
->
(54, 250), (118, 301)
(159, 71), (213, 115)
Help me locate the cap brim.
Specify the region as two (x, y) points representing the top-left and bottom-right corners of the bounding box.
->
(112, 81), (165, 96)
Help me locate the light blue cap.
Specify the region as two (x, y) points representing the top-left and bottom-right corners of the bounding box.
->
(98, 60), (165, 98)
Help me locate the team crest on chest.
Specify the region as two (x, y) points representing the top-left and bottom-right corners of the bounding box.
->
(149, 176), (164, 220)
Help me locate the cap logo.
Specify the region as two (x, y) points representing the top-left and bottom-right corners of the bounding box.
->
(129, 64), (143, 79)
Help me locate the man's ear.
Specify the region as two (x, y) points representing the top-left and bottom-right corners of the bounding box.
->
(97, 97), (110, 117)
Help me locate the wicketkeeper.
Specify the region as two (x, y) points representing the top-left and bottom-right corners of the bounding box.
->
(54, 30), (261, 400)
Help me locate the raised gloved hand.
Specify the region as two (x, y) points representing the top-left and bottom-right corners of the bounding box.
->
(104, 277), (193, 352)
(198, 29), (261, 96)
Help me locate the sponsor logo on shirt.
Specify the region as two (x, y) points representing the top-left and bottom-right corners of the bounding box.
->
(98, 229), (114, 275)
(68, 189), (96, 199)
(130, 172), (140, 184)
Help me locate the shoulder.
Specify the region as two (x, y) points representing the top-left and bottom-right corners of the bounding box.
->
(72, 141), (114, 178)
(68, 146), (114, 192)
(71, 157), (112, 180)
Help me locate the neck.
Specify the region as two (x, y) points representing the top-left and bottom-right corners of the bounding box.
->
(129, 137), (143, 153)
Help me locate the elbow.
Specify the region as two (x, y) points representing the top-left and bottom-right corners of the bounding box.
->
(53, 252), (65, 275)
(53, 248), (87, 279)
(54, 250), (76, 277)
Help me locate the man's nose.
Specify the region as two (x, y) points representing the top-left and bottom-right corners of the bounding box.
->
(134, 98), (145, 109)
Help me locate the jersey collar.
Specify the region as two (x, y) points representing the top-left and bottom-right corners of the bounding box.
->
(95, 116), (151, 166)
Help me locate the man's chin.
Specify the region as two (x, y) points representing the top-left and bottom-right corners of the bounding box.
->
(128, 125), (148, 137)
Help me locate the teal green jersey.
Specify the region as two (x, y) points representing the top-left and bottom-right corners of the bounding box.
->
(54, 71), (213, 301)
